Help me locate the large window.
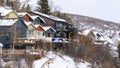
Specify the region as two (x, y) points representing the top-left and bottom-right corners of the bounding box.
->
(28, 30), (34, 37)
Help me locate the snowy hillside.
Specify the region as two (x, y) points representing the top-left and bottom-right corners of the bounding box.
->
(33, 52), (91, 68)
(19, 0), (120, 36)
(67, 14), (120, 36)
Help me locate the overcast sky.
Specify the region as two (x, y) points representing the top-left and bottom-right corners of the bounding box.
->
(51, 0), (120, 23)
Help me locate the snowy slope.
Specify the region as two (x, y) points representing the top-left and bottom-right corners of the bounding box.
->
(33, 52), (91, 68)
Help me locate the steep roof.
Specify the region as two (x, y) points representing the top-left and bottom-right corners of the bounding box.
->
(34, 24), (44, 31)
(92, 31), (114, 44)
(18, 12), (33, 20)
(24, 21), (35, 27)
(31, 11), (66, 22)
(31, 15), (46, 23)
(0, 19), (18, 26)
(0, 6), (14, 16)
(43, 26), (56, 32)
(82, 29), (92, 35)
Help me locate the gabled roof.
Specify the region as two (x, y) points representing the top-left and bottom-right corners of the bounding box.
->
(24, 21), (36, 29)
(0, 6), (13, 16)
(30, 11), (66, 22)
(92, 31), (114, 44)
(34, 24), (45, 31)
(18, 12), (29, 16)
(31, 15), (46, 23)
(18, 12), (33, 20)
(82, 29), (92, 36)
(81, 29), (114, 44)
(43, 26), (56, 32)
(0, 19), (18, 26)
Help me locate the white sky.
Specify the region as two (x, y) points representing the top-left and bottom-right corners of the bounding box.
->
(51, 0), (120, 23)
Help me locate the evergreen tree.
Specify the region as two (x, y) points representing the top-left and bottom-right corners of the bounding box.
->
(37, 0), (51, 15)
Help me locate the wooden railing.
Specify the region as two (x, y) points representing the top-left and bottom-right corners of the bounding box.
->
(1, 49), (26, 54)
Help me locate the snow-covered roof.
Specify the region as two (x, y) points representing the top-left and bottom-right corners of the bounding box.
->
(43, 26), (56, 32)
(82, 29), (92, 35)
(34, 24), (44, 30)
(30, 15), (46, 23)
(31, 11), (66, 22)
(18, 12), (28, 16)
(24, 22), (32, 26)
(0, 6), (13, 16)
(81, 29), (114, 44)
(34, 24), (40, 28)
(24, 21), (33, 26)
(0, 19), (18, 26)
(92, 31), (114, 44)
(18, 12), (33, 20)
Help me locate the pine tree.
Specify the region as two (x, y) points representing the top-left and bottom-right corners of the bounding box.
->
(37, 0), (51, 15)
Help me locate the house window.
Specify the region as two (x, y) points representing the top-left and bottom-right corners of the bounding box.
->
(38, 32), (42, 36)
(28, 30), (34, 36)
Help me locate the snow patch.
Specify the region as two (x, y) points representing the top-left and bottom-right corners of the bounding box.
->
(33, 52), (91, 68)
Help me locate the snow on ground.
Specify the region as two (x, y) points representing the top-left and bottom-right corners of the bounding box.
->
(109, 45), (118, 58)
(33, 51), (91, 68)
(76, 60), (91, 68)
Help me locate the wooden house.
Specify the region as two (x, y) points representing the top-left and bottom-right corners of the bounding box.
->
(31, 16), (46, 25)
(0, 6), (18, 19)
(23, 22), (36, 39)
(18, 12), (33, 22)
(0, 19), (27, 48)
(81, 29), (114, 45)
(43, 26), (56, 37)
(29, 11), (72, 38)
(34, 24), (45, 39)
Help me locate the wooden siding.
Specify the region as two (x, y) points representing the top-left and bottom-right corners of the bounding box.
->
(24, 14), (33, 22)
(29, 12), (56, 28)
(28, 24), (35, 30)
(36, 26), (44, 31)
(27, 24), (35, 38)
(33, 17), (45, 25)
(16, 20), (27, 38)
(44, 28), (55, 37)
(40, 16), (56, 28)
(3, 11), (18, 19)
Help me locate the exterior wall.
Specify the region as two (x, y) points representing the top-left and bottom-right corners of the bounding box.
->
(24, 14), (33, 22)
(0, 26), (12, 48)
(3, 11), (18, 19)
(16, 20), (27, 38)
(40, 16), (56, 28)
(27, 25), (35, 38)
(35, 26), (44, 39)
(33, 17), (45, 25)
(29, 12), (72, 38)
(29, 12), (56, 28)
(44, 28), (55, 37)
(55, 21), (67, 31)
(35, 31), (44, 39)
